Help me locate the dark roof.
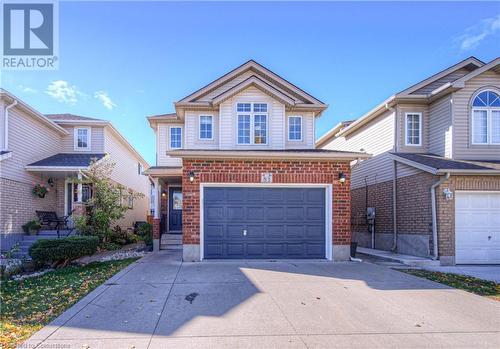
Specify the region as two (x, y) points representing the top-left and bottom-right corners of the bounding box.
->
(172, 149), (365, 154)
(27, 153), (107, 167)
(391, 153), (500, 171)
(45, 113), (104, 121)
(0, 150), (12, 155)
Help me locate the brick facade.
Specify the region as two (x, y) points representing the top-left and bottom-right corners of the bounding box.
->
(181, 159), (352, 249)
(436, 175), (500, 259)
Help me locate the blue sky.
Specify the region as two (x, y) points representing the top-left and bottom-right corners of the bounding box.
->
(2, 1), (499, 165)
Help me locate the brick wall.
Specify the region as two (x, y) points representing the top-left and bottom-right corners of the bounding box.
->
(181, 159), (352, 247)
(1, 177), (64, 234)
(437, 175), (500, 258)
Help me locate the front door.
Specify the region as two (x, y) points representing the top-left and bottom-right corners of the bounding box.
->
(169, 187), (183, 233)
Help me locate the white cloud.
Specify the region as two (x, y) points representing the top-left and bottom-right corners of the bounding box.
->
(46, 80), (82, 104)
(458, 14), (500, 51)
(18, 85), (38, 94)
(94, 90), (117, 110)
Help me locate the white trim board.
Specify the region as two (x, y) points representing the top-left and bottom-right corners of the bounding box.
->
(199, 183), (333, 261)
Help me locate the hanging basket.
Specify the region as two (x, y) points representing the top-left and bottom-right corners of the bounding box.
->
(33, 184), (49, 198)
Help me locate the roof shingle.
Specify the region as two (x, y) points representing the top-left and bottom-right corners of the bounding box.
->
(27, 153), (106, 167)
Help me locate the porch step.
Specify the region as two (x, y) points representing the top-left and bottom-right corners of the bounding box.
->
(357, 247), (440, 267)
(160, 233), (182, 251)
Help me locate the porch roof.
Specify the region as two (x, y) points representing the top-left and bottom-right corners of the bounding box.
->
(143, 166), (183, 177)
(26, 153), (107, 171)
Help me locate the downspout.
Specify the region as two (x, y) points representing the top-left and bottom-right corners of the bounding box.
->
(4, 99), (18, 150)
(386, 103), (398, 251)
(431, 172), (450, 260)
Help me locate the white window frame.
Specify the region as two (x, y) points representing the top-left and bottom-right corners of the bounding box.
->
(169, 126), (182, 149)
(404, 112), (422, 147)
(199, 115), (214, 140)
(471, 94), (500, 145)
(236, 102), (269, 145)
(288, 115), (303, 141)
(74, 127), (91, 151)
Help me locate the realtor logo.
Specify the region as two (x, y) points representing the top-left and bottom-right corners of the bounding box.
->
(1, 0), (59, 70)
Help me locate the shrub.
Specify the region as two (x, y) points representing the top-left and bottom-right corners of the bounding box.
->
(22, 220), (41, 234)
(29, 236), (99, 268)
(106, 226), (140, 247)
(136, 223), (152, 247)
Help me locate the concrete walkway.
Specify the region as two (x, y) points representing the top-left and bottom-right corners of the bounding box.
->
(25, 251), (500, 348)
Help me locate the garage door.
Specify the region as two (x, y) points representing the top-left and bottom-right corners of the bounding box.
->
(203, 187), (326, 259)
(455, 191), (500, 264)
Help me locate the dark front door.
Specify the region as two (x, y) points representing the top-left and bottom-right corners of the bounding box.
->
(204, 187), (326, 259)
(169, 187), (183, 233)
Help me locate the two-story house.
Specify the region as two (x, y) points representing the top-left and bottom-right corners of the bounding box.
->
(145, 60), (368, 261)
(0, 89), (150, 250)
(318, 57), (500, 265)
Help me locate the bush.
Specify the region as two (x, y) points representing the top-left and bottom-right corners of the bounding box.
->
(105, 226), (140, 247)
(22, 220), (41, 234)
(136, 223), (152, 247)
(29, 236), (99, 268)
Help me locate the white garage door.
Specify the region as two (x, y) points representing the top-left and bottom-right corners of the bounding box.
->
(455, 191), (500, 264)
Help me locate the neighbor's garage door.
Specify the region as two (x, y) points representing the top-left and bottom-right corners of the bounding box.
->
(455, 191), (500, 264)
(203, 187), (326, 259)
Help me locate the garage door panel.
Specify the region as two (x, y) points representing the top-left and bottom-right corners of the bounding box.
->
(206, 206), (224, 220)
(204, 187), (326, 259)
(455, 191), (500, 264)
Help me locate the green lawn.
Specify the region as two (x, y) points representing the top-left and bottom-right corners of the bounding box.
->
(0, 258), (137, 349)
(398, 269), (500, 301)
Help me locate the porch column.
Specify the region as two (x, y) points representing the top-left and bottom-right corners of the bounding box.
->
(73, 172), (86, 218)
(152, 177), (161, 251)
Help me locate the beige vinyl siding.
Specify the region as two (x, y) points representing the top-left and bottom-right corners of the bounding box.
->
(410, 68), (471, 95)
(395, 160), (423, 178)
(197, 70), (255, 102)
(60, 125), (105, 153)
(322, 109), (395, 189)
(157, 123), (183, 166)
(218, 86), (286, 150)
(429, 95), (453, 157)
(452, 70), (500, 160)
(0, 101), (5, 149)
(103, 128), (150, 228)
(285, 112), (315, 148)
(396, 104), (429, 153)
(0, 106), (61, 183)
(185, 112), (219, 149)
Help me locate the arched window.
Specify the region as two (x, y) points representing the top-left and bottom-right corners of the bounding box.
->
(471, 90), (500, 144)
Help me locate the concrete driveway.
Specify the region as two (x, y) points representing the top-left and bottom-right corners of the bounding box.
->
(26, 252), (500, 349)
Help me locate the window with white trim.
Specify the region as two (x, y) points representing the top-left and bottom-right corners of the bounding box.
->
(288, 116), (302, 141)
(237, 103), (268, 145)
(405, 113), (422, 146)
(199, 115), (213, 140)
(74, 127), (91, 151)
(170, 127), (182, 149)
(471, 90), (500, 145)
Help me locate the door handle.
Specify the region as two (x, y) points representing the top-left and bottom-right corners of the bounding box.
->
(243, 229), (247, 236)
(488, 236), (492, 240)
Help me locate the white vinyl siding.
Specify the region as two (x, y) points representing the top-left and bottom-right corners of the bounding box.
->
(405, 113), (422, 146)
(397, 105), (428, 153)
(60, 125), (105, 153)
(452, 71), (500, 160)
(157, 123), (183, 166)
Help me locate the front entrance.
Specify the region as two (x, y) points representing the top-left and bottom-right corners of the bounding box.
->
(168, 187), (183, 233)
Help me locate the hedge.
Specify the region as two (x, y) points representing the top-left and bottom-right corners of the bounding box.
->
(29, 236), (99, 267)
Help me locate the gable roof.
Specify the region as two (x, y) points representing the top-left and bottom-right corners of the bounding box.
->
(174, 60), (327, 115)
(45, 113), (104, 122)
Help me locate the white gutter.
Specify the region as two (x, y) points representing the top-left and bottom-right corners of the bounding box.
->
(4, 99), (18, 150)
(430, 172), (450, 260)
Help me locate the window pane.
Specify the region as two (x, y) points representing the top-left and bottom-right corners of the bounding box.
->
(200, 116), (212, 139)
(491, 110), (500, 144)
(488, 91), (500, 107)
(289, 116), (302, 140)
(77, 129), (88, 148)
(238, 115), (250, 144)
(253, 103), (267, 112)
(237, 103), (251, 112)
(170, 127), (182, 148)
(472, 110), (488, 144)
(254, 115), (267, 144)
(406, 114), (421, 145)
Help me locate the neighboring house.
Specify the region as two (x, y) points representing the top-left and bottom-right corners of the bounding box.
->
(145, 60), (368, 261)
(318, 56), (500, 265)
(0, 89), (150, 250)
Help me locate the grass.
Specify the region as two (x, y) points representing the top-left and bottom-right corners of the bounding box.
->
(0, 258), (137, 349)
(398, 269), (500, 301)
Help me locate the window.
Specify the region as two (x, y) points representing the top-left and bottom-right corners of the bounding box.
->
(471, 90), (500, 145)
(236, 103), (268, 145)
(405, 113), (422, 146)
(74, 127), (91, 151)
(170, 127), (182, 149)
(128, 193), (134, 209)
(72, 183), (92, 203)
(199, 115), (213, 140)
(137, 162), (143, 175)
(288, 116), (302, 141)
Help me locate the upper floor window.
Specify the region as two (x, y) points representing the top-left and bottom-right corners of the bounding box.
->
(471, 90), (500, 145)
(288, 116), (302, 141)
(137, 162), (143, 175)
(237, 103), (268, 145)
(74, 127), (91, 151)
(170, 127), (182, 149)
(199, 115), (213, 140)
(405, 113), (422, 146)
